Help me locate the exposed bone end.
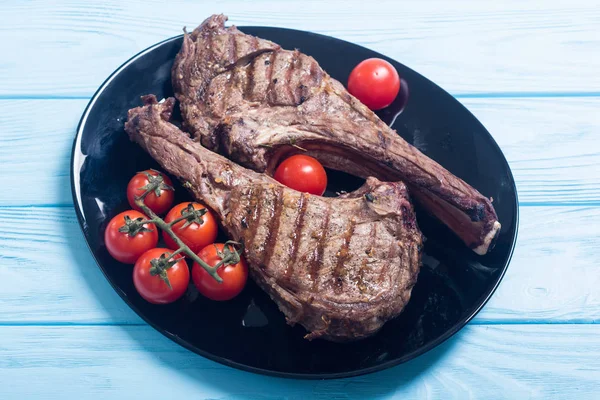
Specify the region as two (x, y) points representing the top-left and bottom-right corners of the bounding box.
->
(473, 221), (501, 255)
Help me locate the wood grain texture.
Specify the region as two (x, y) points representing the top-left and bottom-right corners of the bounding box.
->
(0, 205), (598, 324)
(1, 98), (599, 207)
(468, 98), (600, 206)
(0, 0), (599, 97)
(1, 1), (599, 395)
(0, 324), (599, 399)
(0, 206), (142, 324)
(0, 100), (86, 206)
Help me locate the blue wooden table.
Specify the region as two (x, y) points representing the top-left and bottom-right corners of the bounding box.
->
(1, 1), (599, 398)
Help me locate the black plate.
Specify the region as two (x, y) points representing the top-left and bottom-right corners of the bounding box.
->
(71, 27), (518, 379)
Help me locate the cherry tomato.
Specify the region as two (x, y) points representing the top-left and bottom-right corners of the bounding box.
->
(104, 210), (158, 264)
(163, 202), (219, 254)
(133, 248), (190, 304)
(127, 170), (175, 215)
(192, 243), (248, 301)
(273, 155), (327, 196)
(347, 58), (400, 110)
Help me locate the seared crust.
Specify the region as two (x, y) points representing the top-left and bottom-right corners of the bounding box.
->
(172, 14), (500, 254)
(125, 96), (422, 341)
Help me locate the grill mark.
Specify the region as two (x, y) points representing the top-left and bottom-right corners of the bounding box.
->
(246, 186), (262, 245)
(285, 51), (298, 103)
(310, 203), (331, 292)
(333, 219), (355, 294)
(228, 33), (235, 64)
(234, 35), (242, 61)
(267, 52), (275, 76)
(244, 57), (256, 99)
(265, 51), (277, 101)
(377, 130), (387, 149)
(285, 193), (309, 281)
(308, 59), (323, 85)
(207, 30), (215, 63)
(250, 35), (258, 53)
(308, 60), (317, 79)
(368, 224), (377, 257)
(225, 63), (241, 111)
(378, 240), (397, 283)
(358, 223), (378, 294)
(261, 186), (284, 268)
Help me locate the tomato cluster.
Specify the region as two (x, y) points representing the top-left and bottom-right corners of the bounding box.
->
(104, 170), (247, 304)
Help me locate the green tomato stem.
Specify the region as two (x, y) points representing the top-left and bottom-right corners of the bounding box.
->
(133, 196), (223, 283)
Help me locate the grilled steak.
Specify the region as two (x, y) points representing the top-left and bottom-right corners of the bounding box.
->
(172, 14), (500, 255)
(125, 96), (423, 341)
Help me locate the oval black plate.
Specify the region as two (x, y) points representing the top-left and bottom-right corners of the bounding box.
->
(71, 27), (518, 379)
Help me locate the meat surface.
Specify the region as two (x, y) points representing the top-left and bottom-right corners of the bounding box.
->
(172, 14), (501, 255)
(125, 96), (423, 341)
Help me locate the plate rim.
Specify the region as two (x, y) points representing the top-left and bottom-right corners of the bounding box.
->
(70, 27), (520, 380)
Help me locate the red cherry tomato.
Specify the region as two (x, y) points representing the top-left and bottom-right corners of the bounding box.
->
(347, 58), (400, 110)
(163, 202), (219, 254)
(133, 248), (190, 304)
(127, 170), (175, 215)
(104, 210), (158, 264)
(273, 155), (327, 196)
(192, 243), (248, 301)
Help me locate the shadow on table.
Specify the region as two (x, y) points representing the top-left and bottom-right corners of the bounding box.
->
(125, 323), (457, 398)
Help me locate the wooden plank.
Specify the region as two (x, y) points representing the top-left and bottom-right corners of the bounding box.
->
(0, 206), (142, 324)
(0, 100), (87, 206)
(466, 98), (600, 206)
(484, 205), (600, 323)
(0, 0), (599, 97)
(0, 324), (599, 398)
(1, 98), (599, 207)
(0, 205), (598, 324)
